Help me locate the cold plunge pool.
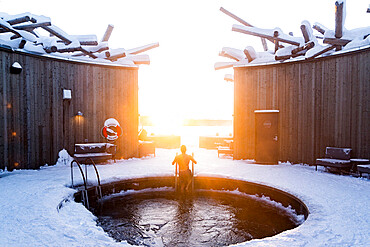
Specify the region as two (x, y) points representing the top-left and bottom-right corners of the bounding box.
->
(74, 176), (309, 246)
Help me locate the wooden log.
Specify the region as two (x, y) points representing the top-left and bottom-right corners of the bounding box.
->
(78, 48), (98, 59)
(275, 54), (291, 60)
(274, 31), (280, 53)
(224, 74), (234, 82)
(220, 7), (268, 51)
(12, 22), (51, 31)
(219, 47), (245, 61)
(306, 45), (336, 59)
(101, 24), (114, 42)
(214, 62), (235, 70)
(232, 25), (301, 46)
(129, 54), (150, 65)
(300, 24), (310, 43)
(42, 25), (72, 44)
(0, 24), (45, 36)
(72, 43), (109, 57)
(54, 47), (80, 53)
(70, 35), (98, 46)
(323, 37), (351, 46)
(219, 51), (239, 61)
(291, 41), (315, 54)
(106, 52), (126, 61)
(10, 34), (21, 40)
(43, 45), (58, 53)
(335, 1), (344, 38)
(0, 20), (19, 36)
(48, 46), (97, 59)
(244, 46), (257, 62)
(18, 39), (26, 49)
(261, 38), (268, 51)
(313, 24), (326, 35)
(126, 42), (159, 55)
(6, 16), (31, 25)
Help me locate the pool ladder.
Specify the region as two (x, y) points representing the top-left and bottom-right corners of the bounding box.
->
(70, 158), (102, 209)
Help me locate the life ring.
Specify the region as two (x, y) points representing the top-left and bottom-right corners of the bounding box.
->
(101, 118), (122, 141)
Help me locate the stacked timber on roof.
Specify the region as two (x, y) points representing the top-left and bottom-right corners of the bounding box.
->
(0, 12), (159, 66)
(215, 1), (370, 72)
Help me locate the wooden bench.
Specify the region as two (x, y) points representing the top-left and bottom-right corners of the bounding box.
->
(74, 143), (116, 164)
(315, 147), (352, 174)
(217, 140), (233, 157)
(357, 164), (370, 177)
(139, 141), (155, 157)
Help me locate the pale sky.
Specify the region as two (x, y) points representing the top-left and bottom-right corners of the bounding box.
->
(1, 0), (369, 121)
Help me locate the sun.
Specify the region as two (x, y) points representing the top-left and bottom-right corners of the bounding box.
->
(150, 113), (185, 135)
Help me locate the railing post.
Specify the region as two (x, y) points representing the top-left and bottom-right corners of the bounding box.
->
(191, 152), (195, 192)
(174, 152), (178, 191)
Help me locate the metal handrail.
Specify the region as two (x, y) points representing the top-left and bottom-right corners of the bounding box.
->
(191, 152), (195, 192)
(70, 159), (89, 208)
(70, 159), (87, 190)
(83, 157), (102, 199)
(175, 152), (178, 191)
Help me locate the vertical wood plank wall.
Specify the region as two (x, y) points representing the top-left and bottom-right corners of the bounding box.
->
(234, 47), (369, 164)
(0, 47), (139, 170)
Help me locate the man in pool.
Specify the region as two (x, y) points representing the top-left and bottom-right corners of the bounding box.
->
(172, 145), (197, 193)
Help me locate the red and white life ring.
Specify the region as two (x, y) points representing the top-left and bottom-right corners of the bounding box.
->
(101, 118), (122, 141)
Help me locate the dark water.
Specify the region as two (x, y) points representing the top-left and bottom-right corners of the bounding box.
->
(96, 190), (301, 246)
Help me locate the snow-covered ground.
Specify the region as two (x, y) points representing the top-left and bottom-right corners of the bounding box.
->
(1, 148), (369, 246)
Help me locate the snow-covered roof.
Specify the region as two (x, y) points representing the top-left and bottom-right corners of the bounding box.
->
(0, 12), (159, 67)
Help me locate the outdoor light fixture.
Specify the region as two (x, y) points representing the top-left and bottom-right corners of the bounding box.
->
(10, 62), (22, 74)
(63, 89), (72, 100)
(76, 111), (83, 116)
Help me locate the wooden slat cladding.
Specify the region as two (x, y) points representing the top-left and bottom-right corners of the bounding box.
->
(234, 47), (370, 164)
(0, 47), (138, 170)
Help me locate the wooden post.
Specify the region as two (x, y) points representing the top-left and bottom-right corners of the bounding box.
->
(335, 1), (344, 39)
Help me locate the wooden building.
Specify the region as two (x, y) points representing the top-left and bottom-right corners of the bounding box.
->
(233, 47), (370, 164)
(0, 46), (139, 170)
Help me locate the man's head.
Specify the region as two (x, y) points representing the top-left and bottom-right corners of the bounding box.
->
(180, 145), (186, 154)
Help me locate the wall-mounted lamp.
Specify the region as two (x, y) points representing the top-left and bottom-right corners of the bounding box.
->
(76, 111), (83, 116)
(63, 89), (72, 100)
(10, 62), (23, 74)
